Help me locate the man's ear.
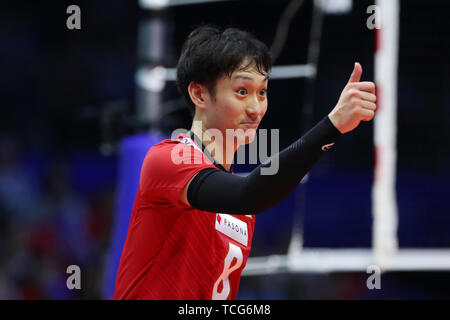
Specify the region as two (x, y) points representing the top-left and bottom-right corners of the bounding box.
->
(187, 82), (208, 110)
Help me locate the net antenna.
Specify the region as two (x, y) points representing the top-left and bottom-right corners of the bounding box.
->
(373, 0), (400, 270)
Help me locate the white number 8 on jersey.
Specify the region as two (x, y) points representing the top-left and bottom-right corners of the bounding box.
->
(212, 243), (243, 300)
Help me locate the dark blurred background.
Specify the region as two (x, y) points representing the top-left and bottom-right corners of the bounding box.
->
(0, 0), (449, 299)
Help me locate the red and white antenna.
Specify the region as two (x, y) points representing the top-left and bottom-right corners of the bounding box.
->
(373, 0), (400, 269)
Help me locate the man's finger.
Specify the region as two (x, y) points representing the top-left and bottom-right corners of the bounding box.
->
(358, 90), (377, 101)
(348, 62), (363, 83)
(351, 81), (376, 94)
(359, 99), (377, 111)
(359, 108), (375, 121)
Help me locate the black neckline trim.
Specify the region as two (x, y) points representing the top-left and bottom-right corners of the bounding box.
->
(186, 131), (232, 173)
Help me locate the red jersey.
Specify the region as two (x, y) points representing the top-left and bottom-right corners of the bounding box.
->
(114, 133), (255, 300)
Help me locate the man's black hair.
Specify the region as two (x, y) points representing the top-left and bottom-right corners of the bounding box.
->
(176, 25), (272, 116)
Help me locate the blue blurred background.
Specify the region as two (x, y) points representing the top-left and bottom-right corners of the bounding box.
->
(1, 0), (449, 299)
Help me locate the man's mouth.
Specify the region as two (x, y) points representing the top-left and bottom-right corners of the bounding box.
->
(240, 122), (259, 128)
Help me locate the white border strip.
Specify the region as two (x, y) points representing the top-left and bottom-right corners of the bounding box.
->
(243, 249), (450, 275)
(136, 65), (316, 86)
(139, 0), (230, 9)
(269, 64), (316, 79)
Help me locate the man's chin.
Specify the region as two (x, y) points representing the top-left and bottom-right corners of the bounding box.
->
(240, 129), (257, 145)
(225, 127), (257, 146)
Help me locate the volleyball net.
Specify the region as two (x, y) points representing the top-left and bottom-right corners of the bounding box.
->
(244, 0), (450, 276)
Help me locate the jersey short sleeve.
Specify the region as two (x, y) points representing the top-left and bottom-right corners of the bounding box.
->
(139, 134), (217, 208)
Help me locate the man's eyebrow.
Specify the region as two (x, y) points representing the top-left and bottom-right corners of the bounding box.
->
(233, 74), (270, 82)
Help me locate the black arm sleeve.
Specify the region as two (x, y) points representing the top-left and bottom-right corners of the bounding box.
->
(187, 116), (342, 214)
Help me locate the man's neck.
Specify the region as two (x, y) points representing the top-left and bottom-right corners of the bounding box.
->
(190, 122), (236, 172)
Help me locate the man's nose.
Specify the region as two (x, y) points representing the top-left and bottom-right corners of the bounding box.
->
(246, 97), (262, 120)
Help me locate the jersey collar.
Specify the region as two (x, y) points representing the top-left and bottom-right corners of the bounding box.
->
(186, 131), (233, 173)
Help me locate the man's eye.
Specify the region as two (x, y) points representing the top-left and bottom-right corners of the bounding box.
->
(237, 88), (247, 95)
(259, 89), (267, 96)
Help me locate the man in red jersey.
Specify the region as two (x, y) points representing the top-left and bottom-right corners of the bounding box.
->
(114, 25), (376, 300)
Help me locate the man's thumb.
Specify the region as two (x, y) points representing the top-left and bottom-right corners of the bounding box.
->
(348, 62), (362, 83)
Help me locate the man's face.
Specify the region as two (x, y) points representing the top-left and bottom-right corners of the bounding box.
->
(204, 65), (269, 146)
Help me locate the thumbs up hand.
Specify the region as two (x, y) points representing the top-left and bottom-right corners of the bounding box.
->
(328, 62), (377, 134)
